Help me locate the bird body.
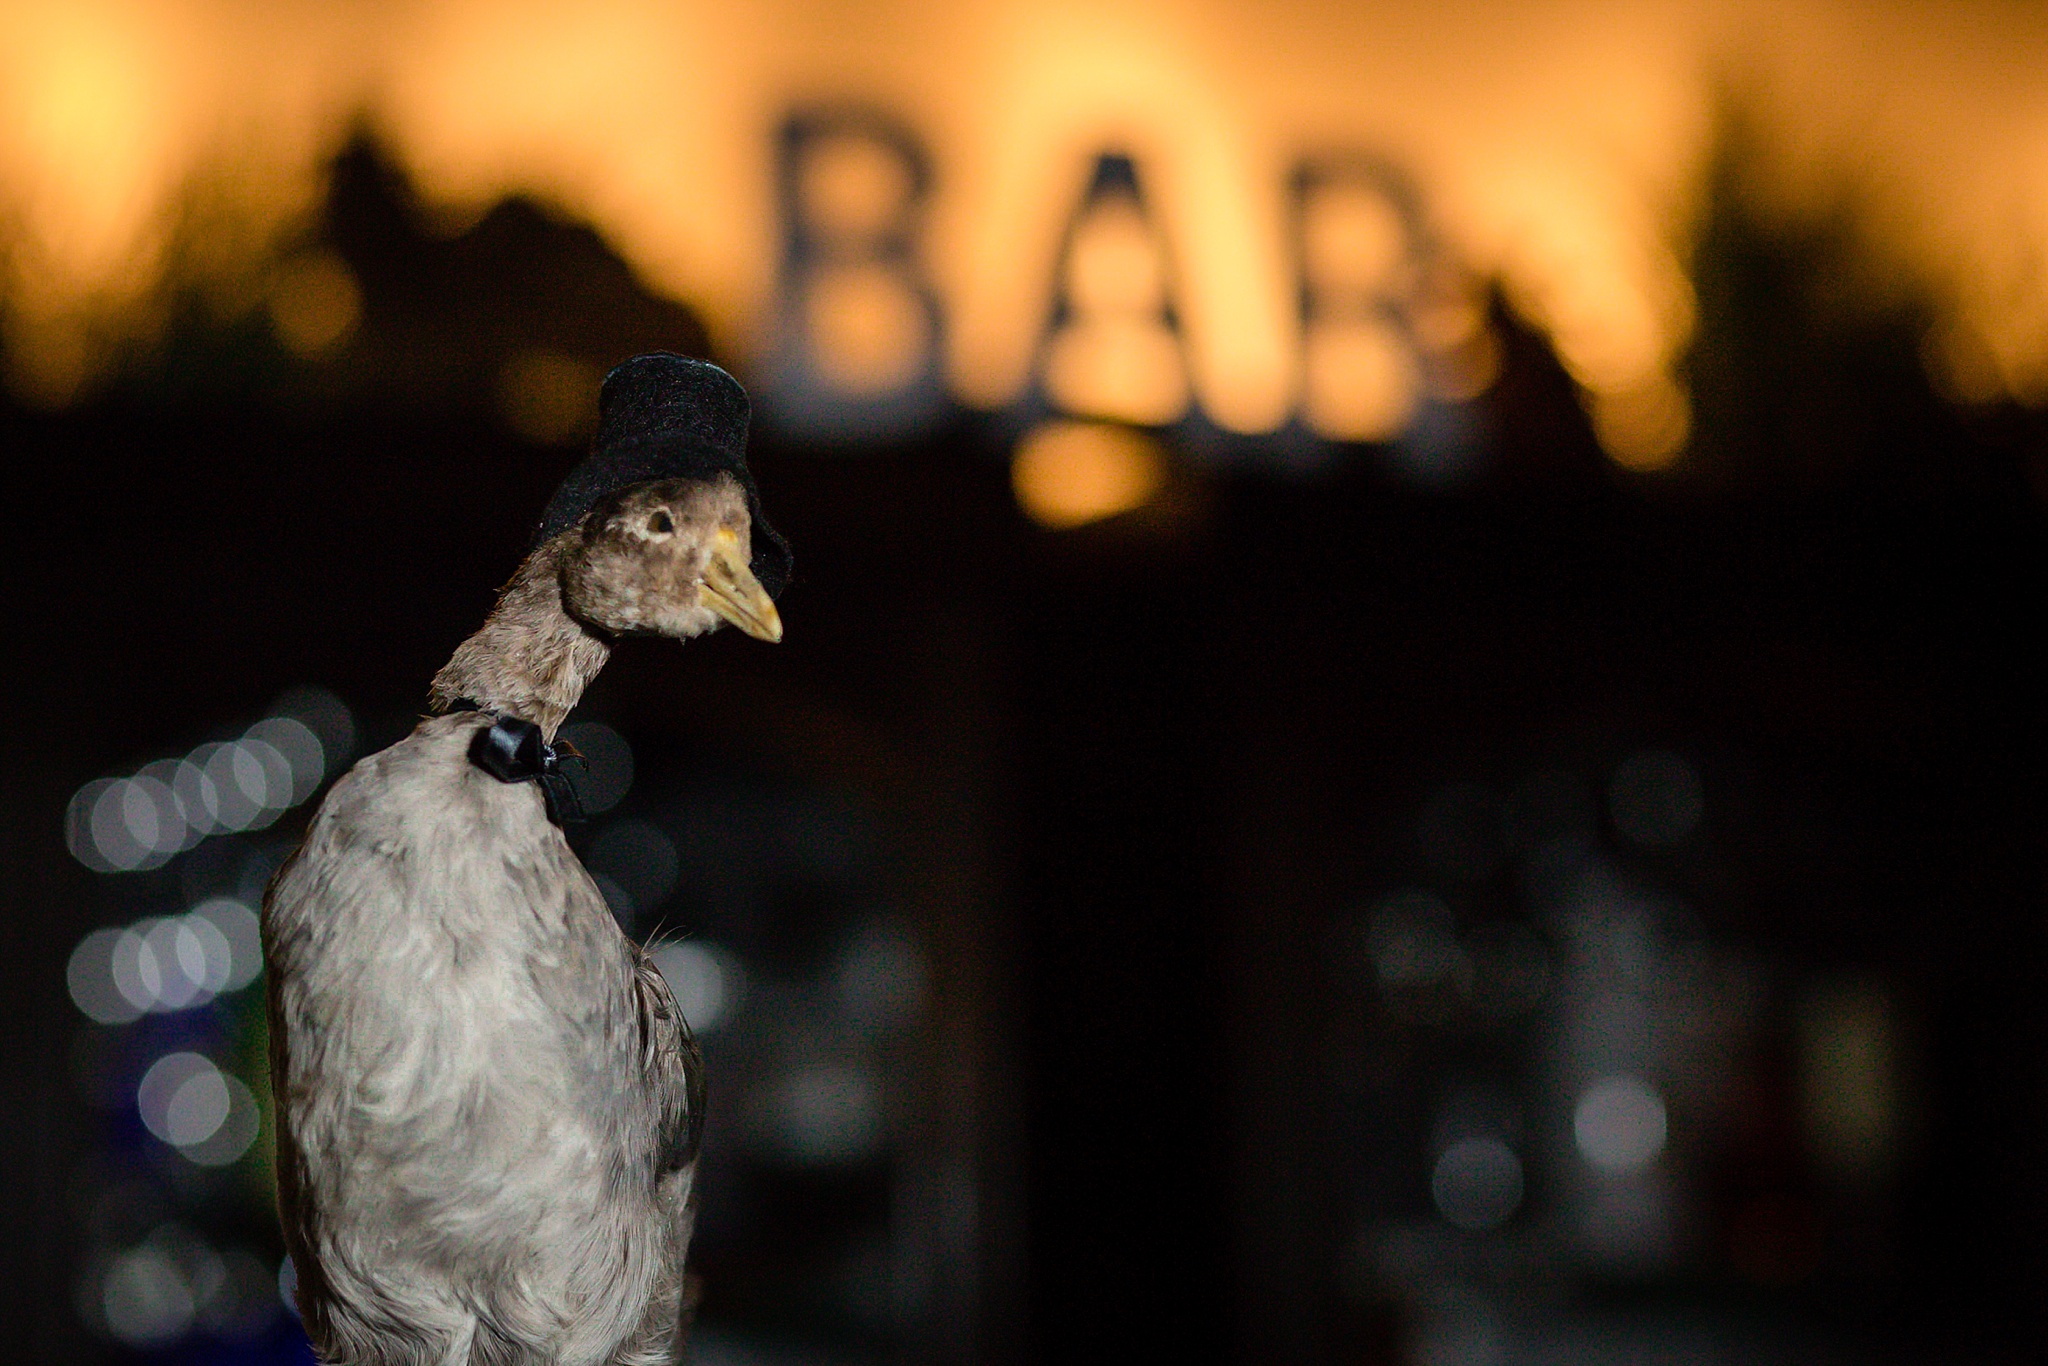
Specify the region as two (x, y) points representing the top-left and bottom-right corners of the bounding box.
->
(262, 356), (788, 1366)
(266, 712), (698, 1366)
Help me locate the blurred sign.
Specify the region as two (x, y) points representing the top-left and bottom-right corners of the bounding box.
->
(11, 0), (2048, 465)
(768, 109), (1518, 475)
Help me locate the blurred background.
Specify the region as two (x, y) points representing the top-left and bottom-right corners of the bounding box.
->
(6, 1), (2048, 1362)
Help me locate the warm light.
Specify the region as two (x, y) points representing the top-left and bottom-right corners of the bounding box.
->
(804, 261), (930, 394)
(7, 0), (2048, 425)
(1590, 374), (1690, 471)
(1012, 419), (1167, 528)
(498, 348), (600, 444)
(1303, 316), (1420, 442)
(1042, 187), (1191, 425)
(1044, 317), (1191, 426)
(1923, 321), (2003, 407)
(1425, 329), (1501, 403)
(267, 251), (361, 358)
(1303, 184), (1411, 299)
(1412, 293), (1487, 355)
(1413, 289), (1501, 402)
(1067, 196), (1168, 316)
(801, 133), (915, 241)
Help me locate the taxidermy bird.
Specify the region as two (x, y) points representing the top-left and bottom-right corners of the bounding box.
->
(263, 354), (791, 1366)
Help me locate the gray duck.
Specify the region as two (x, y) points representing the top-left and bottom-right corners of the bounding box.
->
(263, 355), (789, 1366)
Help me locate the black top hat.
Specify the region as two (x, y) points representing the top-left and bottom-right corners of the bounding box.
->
(533, 354), (792, 598)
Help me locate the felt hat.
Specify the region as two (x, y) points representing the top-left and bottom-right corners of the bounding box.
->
(534, 354), (792, 598)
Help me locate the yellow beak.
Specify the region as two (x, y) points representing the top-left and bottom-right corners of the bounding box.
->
(698, 526), (784, 643)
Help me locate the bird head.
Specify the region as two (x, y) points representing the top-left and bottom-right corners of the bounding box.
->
(558, 474), (783, 644)
(428, 355), (788, 731)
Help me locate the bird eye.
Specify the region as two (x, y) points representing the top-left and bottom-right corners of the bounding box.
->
(648, 511), (675, 535)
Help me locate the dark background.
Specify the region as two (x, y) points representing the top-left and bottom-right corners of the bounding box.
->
(5, 124), (2048, 1365)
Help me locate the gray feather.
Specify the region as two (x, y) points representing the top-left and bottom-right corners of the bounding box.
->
(265, 712), (700, 1366)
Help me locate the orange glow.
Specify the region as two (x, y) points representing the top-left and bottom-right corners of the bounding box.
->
(804, 262), (930, 394)
(1303, 318), (1418, 442)
(1591, 374), (1691, 472)
(1066, 197), (1170, 318)
(267, 250), (361, 358)
(5, 0), (2048, 455)
(1012, 419), (1167, 527)
(801, 134), (917, 242)
(1302, 184), (1410, 300)
(1045, 316), (1192, 427)
(1413, 289), (1501, 403)
(497, 348), (602, 444)
(1042, 188), (1191, 425)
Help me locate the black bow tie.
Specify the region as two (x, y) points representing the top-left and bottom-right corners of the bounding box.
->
(449, 701), (588, 826)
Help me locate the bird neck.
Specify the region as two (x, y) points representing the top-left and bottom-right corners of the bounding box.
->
(428, 539), (610, 739)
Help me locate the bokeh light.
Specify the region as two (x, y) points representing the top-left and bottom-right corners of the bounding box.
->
(65, 693), (349, 872)
(67, 898), (262, 1022)
(66, 929), (141, 1025)
(267, 249), (362, 358)
(652, 939), (746, 1034)
(497, 348), (602, 444)
(100, 1235), (200, 1349)
(588, 818), (680, 920)
(1366, 889), (1465, 990)
(1799, 979), (1899, 1183)
(1431, 1137), (1525, 1231)
(763, 1064), (885, 1165)
(136, 1052), (261, 1166)
(1590, 374), (1691, 471)
(14, 5), (2032, 1356)
(832, 921), (927, 1036)
(1043, 190), (1189, 424)
(1302, 316), (1420, 443)
(90, 1225), (283, 1351)
(270, 685), (356, 775)
(1573, 1075), (1669, 1174)
(1011, 419), (1168, 529)
(801, 131), (916, 242)
(559, 720), (633, 814)
(805, 261), (931, 395)
(17, 0), (2048, 455)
